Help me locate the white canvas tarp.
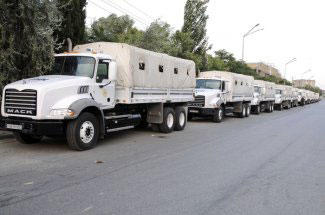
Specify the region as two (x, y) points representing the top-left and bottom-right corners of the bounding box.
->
(74, 42), (196, 89)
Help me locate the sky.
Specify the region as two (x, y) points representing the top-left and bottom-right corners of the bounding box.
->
(86, 0), (325, 89)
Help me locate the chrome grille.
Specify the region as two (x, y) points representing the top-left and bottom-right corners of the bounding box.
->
(189, 95), (205, 107)
(4, 89), (37, 116)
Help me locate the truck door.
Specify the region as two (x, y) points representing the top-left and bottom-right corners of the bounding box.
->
(221, 81), (230, 101)
(93, 59), (115, 108)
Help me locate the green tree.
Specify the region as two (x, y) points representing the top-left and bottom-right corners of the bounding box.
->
(0, 0), (61, 91)
(54, 0), (87, 52)
(89, 14), (143, 46)
(140, 20), (173, 54)
(182, 0), (211, 70)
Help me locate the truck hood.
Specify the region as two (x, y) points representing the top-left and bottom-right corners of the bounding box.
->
(6, 75), (91, 91)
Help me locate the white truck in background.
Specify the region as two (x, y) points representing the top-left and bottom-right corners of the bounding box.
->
(297, 89), (307, 106)
(0, 42), (196, 150)
(289, 86), (299, 107)
(251, 80), (275, 114)
(274, 84), (293, 110)
(188, 71), (254, 122)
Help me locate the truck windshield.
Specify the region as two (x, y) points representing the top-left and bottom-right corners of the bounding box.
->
(196, 79), (221, 89)
(275, 89), (282, 95)
(52, 56), (96, 78)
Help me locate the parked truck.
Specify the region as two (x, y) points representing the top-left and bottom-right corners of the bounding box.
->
(289, 86), (299, 107)
(188, 71), (254, 122)
(0, 42), (196, 150)
(297, 89), (307, 106)
(251, 80), (275, 114)
(274, 85), (292, 110)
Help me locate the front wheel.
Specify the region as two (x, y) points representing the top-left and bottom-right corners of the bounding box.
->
(14, 133), (43, 144)
(212, 108), (224, 123)
(66, 112), (99, 151)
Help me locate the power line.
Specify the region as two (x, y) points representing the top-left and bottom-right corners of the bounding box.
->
(121, 0), (155, 21)
(88, 0), (114, 15)
(100, 0), (149, 26)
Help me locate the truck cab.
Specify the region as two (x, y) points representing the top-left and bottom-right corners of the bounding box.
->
(274, 88), (283, 109)
(251, 85), (262, 113)
(188, 78), (228, 122)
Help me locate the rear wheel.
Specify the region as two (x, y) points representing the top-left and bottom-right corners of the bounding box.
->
(14, 133), (43, 144)
(174, 107), (187, 131)
(159, 107), (175, 133)
(66, 112), (99, 151)
(212, 107), (224, 123)
(238, 104), (246, 118)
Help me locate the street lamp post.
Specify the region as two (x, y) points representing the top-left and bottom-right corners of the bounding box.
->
(241, 24), (264, 61)
(284, 58), (296, 79)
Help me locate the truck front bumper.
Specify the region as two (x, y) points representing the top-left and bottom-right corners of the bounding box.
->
(0, 117), (65, 136)
(188, 107), (217, 116)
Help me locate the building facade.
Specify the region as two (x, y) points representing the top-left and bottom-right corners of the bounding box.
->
(247, 62), (281, 78)
(292, 79), (316, 88)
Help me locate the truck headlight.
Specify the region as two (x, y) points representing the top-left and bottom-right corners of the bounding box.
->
(50, 109), (75, 117)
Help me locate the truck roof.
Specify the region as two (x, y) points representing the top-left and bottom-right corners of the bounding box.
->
(55, 52), (114, 61)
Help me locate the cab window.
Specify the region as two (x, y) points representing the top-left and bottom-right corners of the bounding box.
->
(96, 60), (109, 83)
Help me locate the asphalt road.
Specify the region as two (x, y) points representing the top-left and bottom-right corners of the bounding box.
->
(0, 102), (324, 215)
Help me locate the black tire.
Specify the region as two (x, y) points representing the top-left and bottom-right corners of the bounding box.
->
(66, 112), (99, 151)
(212, 107), (224, 123)
(14, 132), (43, 144)
(255, 105), (261, 115)
(270, 103), (274, 112)
(245, 104), (250, 117)
(279, 104), (283, 111)
(238, 104), (246, 118)
(266, 102), (271, 113)
(174, 106), (187, 131)
(159, 107), (175, 133)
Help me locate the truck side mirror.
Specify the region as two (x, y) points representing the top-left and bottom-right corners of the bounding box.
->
(109, 61), (117, 81)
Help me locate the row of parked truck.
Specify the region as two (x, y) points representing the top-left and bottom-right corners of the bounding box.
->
(0, 42), (320, 150)
(188, 71), (320, 122)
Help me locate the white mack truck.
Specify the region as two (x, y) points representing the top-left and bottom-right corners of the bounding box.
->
(188, 71), (254, 122)
(0, 42), (196, 150)
(251, 80), (275, 114)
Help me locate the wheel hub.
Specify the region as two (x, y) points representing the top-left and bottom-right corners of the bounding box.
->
(179, 112), (185, 127)
(80, 121), (95, 144)
(167, 113), (174, 128)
